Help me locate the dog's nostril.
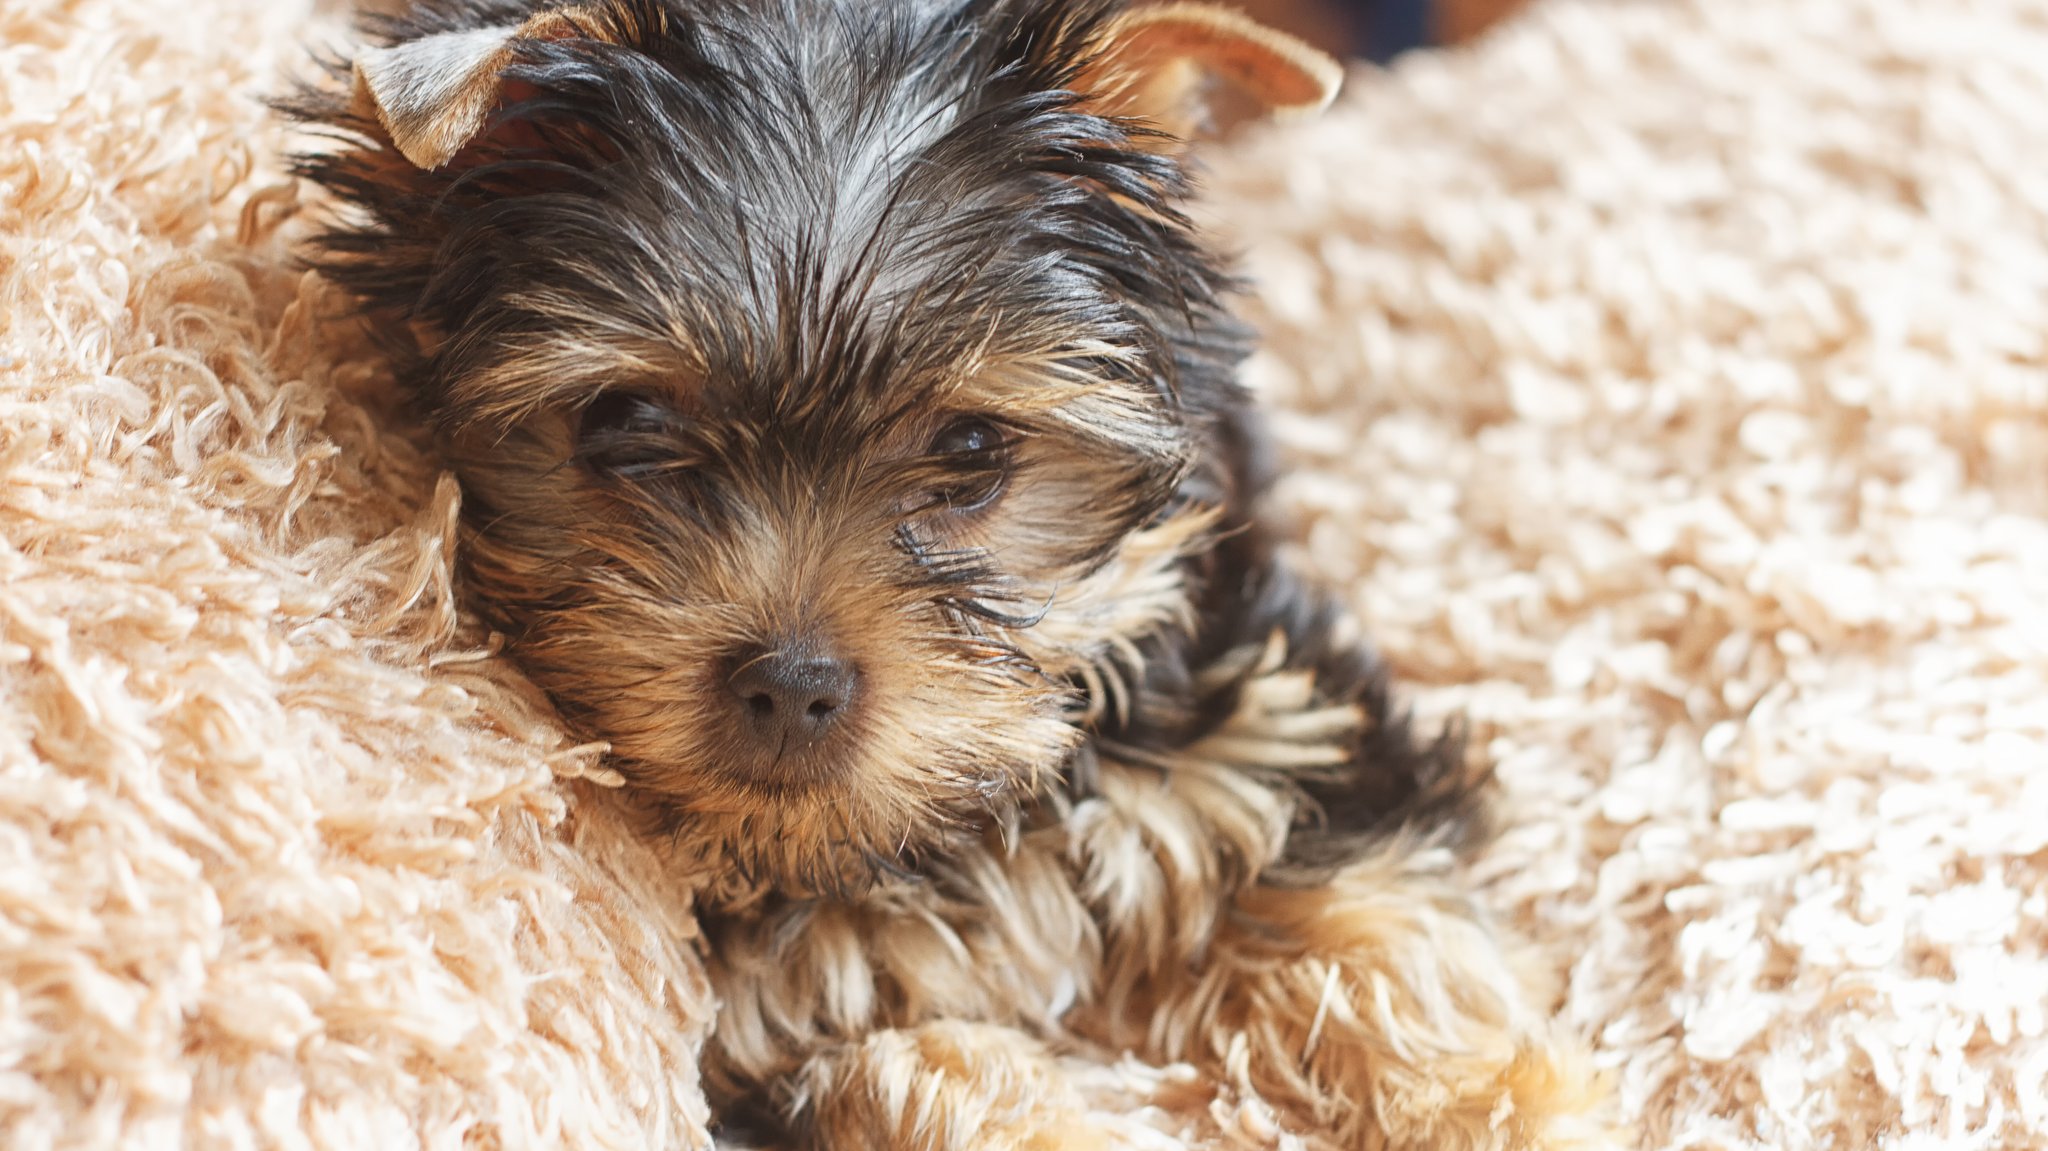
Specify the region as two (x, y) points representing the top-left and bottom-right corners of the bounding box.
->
(727, 642), (859, 746)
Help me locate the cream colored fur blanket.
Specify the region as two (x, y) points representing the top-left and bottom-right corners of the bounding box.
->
(5, 0), (2045, 1147)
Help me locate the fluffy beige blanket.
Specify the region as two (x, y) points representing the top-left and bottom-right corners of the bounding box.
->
(6, 0), (2045, 1147)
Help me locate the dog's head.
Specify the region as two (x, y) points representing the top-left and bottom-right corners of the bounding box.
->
(296, 0), (1339, 893)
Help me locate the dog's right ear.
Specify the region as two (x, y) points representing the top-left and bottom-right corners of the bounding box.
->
(353, 5), (629, 170)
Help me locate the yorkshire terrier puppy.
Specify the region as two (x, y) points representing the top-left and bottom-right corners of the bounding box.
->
(292, 2), (1612, 1147)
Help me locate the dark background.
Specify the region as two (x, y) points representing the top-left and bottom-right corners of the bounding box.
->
(1239, 0), (1530, 61)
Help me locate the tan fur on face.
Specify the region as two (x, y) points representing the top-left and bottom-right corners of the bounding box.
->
(459, 464), (1086, 897)
(437, 294), (711, 430)
(444, 346), (1210, 896)
(975, 504), (1220, 729)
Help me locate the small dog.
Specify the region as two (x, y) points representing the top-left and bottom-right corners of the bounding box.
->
(292, 2), (1612, 1147)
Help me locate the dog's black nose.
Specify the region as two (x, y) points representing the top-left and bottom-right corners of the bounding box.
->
(727, 643), (859, 746)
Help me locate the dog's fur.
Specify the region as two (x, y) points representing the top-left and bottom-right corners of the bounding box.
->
(288, 2), (1614, 1146)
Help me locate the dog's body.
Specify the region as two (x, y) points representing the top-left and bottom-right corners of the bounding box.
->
(290, 2), (1611, 1146)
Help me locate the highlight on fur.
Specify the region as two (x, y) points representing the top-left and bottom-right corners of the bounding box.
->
(285, 1), (1613, 1147)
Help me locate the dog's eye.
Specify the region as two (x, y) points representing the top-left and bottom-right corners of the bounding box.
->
(577, 391), (684, 479)
(930, 418), (1004, 457)
(924, 418), (1012, 513)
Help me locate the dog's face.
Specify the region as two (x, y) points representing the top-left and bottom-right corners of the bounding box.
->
(300, 0), (1337, 892)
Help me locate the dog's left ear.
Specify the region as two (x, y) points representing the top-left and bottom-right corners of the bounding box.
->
(1079, 2), (1344, 140)
(352, 5), (627, 170)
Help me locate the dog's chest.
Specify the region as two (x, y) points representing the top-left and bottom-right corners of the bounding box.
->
(703, 754), (1298, 1083)
(704, 818), (1101, 1084)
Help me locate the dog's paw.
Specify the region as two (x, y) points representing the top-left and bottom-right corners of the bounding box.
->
(792, 1022), (1127, 1151)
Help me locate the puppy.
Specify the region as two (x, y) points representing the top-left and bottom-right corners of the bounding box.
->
(291, 2), (1613, 1147)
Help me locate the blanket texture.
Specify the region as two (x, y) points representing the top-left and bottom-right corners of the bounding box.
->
(5, 0), (2047, 1147)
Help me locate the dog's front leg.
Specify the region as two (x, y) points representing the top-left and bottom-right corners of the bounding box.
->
(1073, 779), (1614, 1148)
(1069, 563), (1617, 1149)
(1151, 849), (1617, 1151)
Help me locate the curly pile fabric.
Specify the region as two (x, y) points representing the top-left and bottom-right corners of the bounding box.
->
(5, 0), (2046, 1147)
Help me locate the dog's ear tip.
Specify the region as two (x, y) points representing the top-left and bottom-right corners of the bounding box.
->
(1082, 1), (1345, 143)
(1269, 69), (1344, 119)
(351, 33), (507, 169)
(349, 6), (619, 172)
